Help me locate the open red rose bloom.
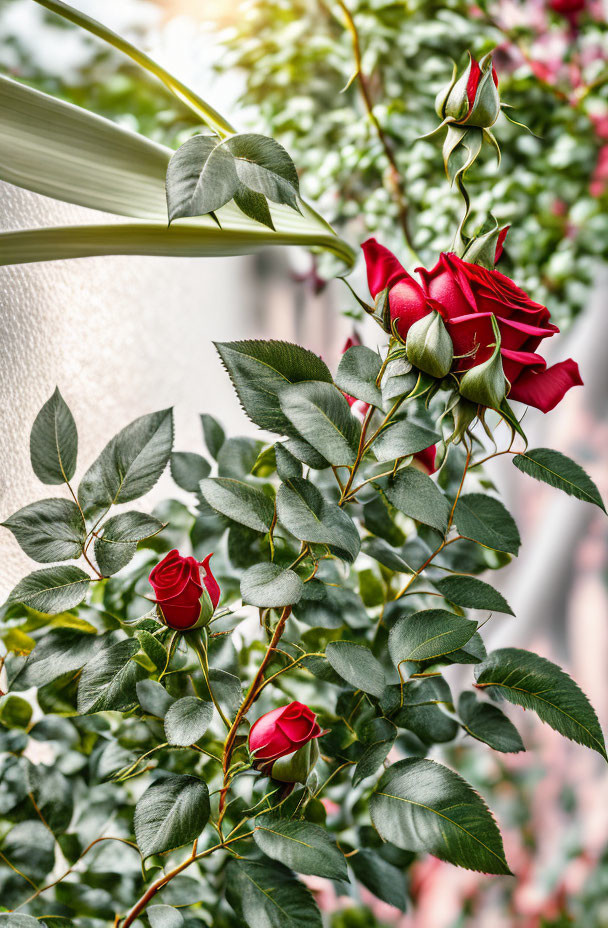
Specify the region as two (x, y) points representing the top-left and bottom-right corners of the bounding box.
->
(149, 548), (220, 630)
(249, 701), (326, 764)
(362, 238), (582, 413)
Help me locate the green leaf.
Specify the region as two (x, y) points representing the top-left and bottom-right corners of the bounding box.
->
(170, 452), (211, 493)
(2, 498), (85, 563)
(200, 413), (225, 459)
(201, 134), (300, 213)
(134, 774), (209, 859)
(241, 563), (304, 607)
(325, 641), (386, 698)
(29, 387), (78, 485)
(276, 478), (360, 562)
(254, 818), (348, 881)
(283, 437), (330, 470)
(165, 135), (220, 222)
(234, 184), (275, 230)
(215, 340), (332, 435)
(279, 382), (360, 466)
(475, 648), (607, 759)
(164, 697), (214, 747)
(78, 409), (173, 521)
(454, 494), (520, 555)
(1, 821), (55, 883)
(136, 630), (167, 671)
(217, 437), (262, 479)
(335, 345), (383, 408)
(199, 477), (274, 532)
(137, 679), (175, 718)
(148, 906), (184, 928)
(0, 695), (32, 730)
(77, 639), (145, 714)
(6, 565), (90, 614)
(11, 628), (99, 689)
(389, 676), (458, 745)
(94, 511), (165, 576)
(275, 443), (303, 481)
(225, 858), (322, 928)
(26, 762), (74, 834)
(434, 575), (514, 615)
(385, 469), (450, 533)
(513, 448), (605, 512)
(458, 692), (524, 754)
(353, 720), (397, 786)
(349, 849), (407, 911)
(389, 609), (477, 664)
(370, 758), (511, 874)
(0, 915), (41, 926)
(373, 420), (440, 464)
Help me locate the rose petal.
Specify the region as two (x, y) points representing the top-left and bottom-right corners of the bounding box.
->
(417, 254), (477, 318)
(413, 445), (437, 474)
(201, 553), (220, 609)
(509, 358), (583, 412)
(361, 238), (408, 297)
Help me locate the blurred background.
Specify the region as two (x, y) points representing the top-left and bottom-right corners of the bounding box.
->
(0, 0), (607, 924)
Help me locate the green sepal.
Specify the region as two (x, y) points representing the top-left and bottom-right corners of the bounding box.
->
(458, 316), (506, 410)
(270, 739), (320, 784)
(406, 310), (453, 379)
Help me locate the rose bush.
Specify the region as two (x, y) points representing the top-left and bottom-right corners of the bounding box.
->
(363, 238), (583, 413)
(0, 8), (606, 927)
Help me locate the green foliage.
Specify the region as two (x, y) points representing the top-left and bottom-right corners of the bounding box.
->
(134, 774), (210, 859)
(241, 563), (304, 607)
(225, 858), (322, 928)
(458, 691), (524, 753)
(253, 818), (348, 881)
(370, 759), (511, 874)
(164, 697), (214, 747)
(513, 448), (606, 511)
(475, 649), (607, 759)
(78, 408), (174, 520)
(389, 609), (477, 664)
(29, 387), (77, 485)
(454, 494), (520, 554)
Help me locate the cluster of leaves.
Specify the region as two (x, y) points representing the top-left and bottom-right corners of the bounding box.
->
(0, 336), (605, 926)
(166, 131), (301, 228)
(219, 0), (608, 323)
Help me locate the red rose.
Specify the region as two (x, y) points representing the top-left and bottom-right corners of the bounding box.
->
(549, 0), (586, 15)
(362, 239), (582, 413)
(249, 701), (325, 764)
(149, 548), (220, 630)
(340, 334), (437, 471)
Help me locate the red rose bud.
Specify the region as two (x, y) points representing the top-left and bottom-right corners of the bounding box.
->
(406, 308), (453, 378)
(149, 549), (220, 630)
(438, 52), (500, 129)
(249, 701), (326, 769)
(362, 240), (582, 412)
(270, 739), (320, 785)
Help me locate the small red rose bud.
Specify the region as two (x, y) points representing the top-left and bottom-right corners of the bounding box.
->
(149, 548), (219, 630)
(438, 53), (500, 129)
(249, 701), (326, 769)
